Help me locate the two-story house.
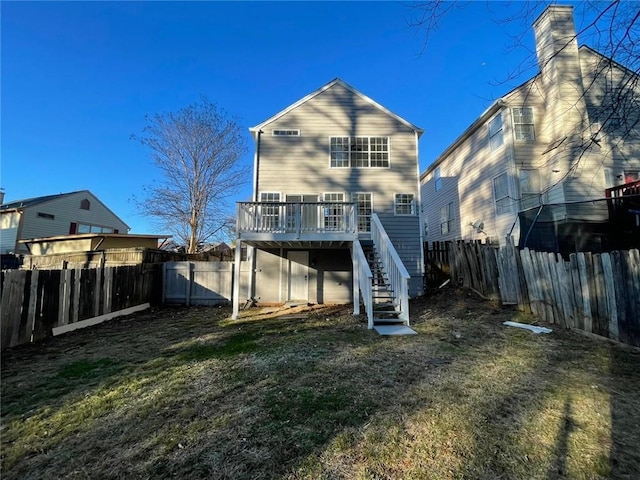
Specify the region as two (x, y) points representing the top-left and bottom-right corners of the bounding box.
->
(421, 5), (640, 253)
(232, 79), (425, 331)
(1, 190), (130, 255)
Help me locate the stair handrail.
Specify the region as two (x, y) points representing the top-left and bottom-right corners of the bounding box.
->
(352, 240), (374, 328)
(370, 214), (410, 324)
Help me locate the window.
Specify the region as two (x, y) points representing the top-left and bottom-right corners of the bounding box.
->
(519, 169), (540, 210)
(329, 137), (389, 168)
(80, 199), (91, 210)
(76, 223), (115, 233)
(352, 193), (372, 232)
(489, 114), (504, 151)
(440, 203), (454, 235)
(273, 129), (300, 136)
(260, 192), (280, 231)
(513, 107), (535, 141)
(434, 167), (443, 191)
(493, 172), (512, 216)
(323, 193), (344, 230)
(330, 137), (350, 168)
(395, 194), (415, 215)
(37, 212), (55, 220)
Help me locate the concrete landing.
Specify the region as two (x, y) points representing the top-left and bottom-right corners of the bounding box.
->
(373, 325), (418, 336)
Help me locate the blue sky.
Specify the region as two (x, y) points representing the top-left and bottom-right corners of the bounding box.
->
(2, 1), (583, 234)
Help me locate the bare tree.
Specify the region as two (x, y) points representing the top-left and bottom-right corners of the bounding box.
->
(134, 98), (249, 253)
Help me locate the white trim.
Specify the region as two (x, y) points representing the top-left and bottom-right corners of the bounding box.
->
(53, 303), (150, 336)
(415, 130), (426, 278)
(250, 78), (424, 136)
(492, 171), (513, 217)
(511, 106), (535, 142)
(394, 193), (416, 216)
(434, 166), (442, 191)
(351, 191), (374, 232)
(272, 129), (300, 136)
(488, 112), (505, 152)
(328, 136), (391, 169)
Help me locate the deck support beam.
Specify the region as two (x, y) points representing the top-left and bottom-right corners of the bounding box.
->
(232, 239), (242, 319)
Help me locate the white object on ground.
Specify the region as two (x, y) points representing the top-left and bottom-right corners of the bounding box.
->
(503, 321), (552, 334)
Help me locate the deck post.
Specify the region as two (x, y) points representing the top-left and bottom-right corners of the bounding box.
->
(352, 242), (360, 315)
(232, 239), (242, 319)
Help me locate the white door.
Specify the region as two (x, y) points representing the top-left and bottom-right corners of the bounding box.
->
(288, 251), (309, 301)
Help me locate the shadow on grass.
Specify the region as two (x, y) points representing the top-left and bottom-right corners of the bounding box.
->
(1, 296), (639, 479)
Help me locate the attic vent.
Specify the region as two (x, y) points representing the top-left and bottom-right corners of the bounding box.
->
(80, 199), (91, 210)
(273, 129), (300, 136)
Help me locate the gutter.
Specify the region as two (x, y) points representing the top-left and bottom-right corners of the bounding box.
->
(254, 130), (262, 202)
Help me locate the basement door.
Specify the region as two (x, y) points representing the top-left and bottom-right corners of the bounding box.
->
(287, 251), (309, 302)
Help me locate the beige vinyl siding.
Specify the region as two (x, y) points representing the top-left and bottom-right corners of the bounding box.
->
(15, 192), (129, 254)
(253, 248), (352, 304)
(257, 83), (418, 216)
(310, 249), (352, 303)
(422, 108), (522, 245)
(255, 82), (423, 298)
(0, 211), (21, 253)
(254, 249), (282, 302)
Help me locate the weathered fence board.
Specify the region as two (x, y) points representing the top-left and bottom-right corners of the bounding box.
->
(1, 265), (161, 350)
(517, 248), (640, 347)
(434, 239), (639, 347)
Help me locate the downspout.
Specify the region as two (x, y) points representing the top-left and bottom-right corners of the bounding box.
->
(253, 130), (263, 202)
(522, 205), (544, 249)
(415, 129), (426, 296)
(248, 129), (263, 304)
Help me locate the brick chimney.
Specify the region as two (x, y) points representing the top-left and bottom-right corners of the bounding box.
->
(533, 5), (588, 139)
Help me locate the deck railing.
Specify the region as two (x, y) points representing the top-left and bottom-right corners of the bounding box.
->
(371, 213), (410, 324)
(352, 240), (374, 328)
(237, 202), (357, 237)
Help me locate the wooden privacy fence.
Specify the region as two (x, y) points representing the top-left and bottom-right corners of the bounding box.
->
(448, 239), (640, 347)
(520, 248), (640, 346)
(449, 240), (500, 300)
(163, 261), (233, 306)
(424, 241), (450, 287)
(1, 265), (161, 350)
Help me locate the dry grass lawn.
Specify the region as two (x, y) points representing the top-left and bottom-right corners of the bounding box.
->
(1, 288), (639, 479)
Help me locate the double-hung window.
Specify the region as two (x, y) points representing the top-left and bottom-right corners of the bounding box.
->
(434, 167), (443, 191)
(493, 173), (512, 216)
(513, 107), (535, 141)
(330, 137), (389, 168)
(352, 193), (372, 232)
(519, 169), (540, 210)
(489, 114), (504, 151)
(260, 192), (281, 231)
(323, 193), (344, 230)
(395, 194), (415, 215)
(440, 203), (454, 235)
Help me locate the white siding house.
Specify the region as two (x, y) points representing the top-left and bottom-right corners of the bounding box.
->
(1, 190), (130, 255)
(233, 79), (425, 330)
(421, 5), (640, 252)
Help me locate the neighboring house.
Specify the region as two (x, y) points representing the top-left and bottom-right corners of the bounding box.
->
(1, 190), (130, 255)
(233, 78), (425, 329)
(420, 5), (640, 253)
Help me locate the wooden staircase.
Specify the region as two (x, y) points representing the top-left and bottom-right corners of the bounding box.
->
(364, 245), (406, 327)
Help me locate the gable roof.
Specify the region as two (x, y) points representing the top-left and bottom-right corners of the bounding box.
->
(1, 191), (84, 210)
(249, 78), (424, 137)
(1, 189), (130, 230)
(420, 42), (639, 180)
